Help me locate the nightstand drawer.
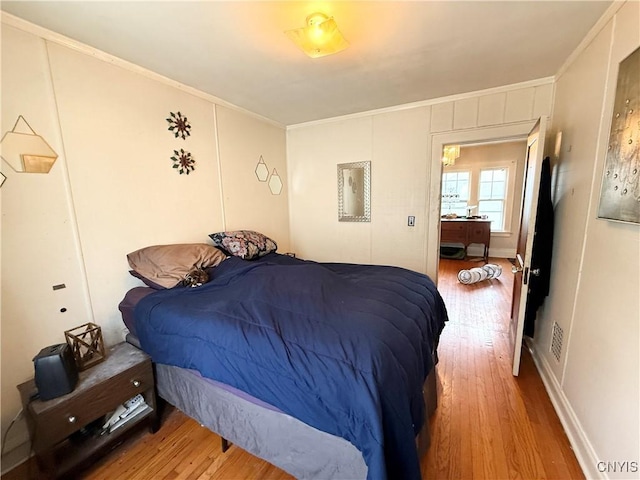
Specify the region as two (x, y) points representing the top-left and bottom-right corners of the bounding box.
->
(31, 359), (153, 450)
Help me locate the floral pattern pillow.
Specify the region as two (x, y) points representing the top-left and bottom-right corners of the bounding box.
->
(209, 230), (277, 260)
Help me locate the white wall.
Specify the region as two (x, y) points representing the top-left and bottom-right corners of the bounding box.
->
(531, 2), (639, 479)
(47, 41), (226, 344)
(216, 105), (290, 248)
(1, 21), (288, 471)
(287, 82), (553, 274)
(288, 115), (376, 265)
(1, 25), (93, 467)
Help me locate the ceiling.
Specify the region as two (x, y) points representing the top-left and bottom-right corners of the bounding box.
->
(1, 1), (611, 126)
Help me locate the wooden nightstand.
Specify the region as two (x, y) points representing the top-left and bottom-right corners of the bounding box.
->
(17, 342), (157, 479)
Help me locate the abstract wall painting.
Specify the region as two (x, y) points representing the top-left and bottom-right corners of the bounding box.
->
(598, 46), (640, 224)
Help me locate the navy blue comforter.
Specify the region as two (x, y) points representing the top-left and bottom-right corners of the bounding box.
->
(135, 253), (447, 480)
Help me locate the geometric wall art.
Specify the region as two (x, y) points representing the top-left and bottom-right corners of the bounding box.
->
(255, 155), (269, 182)
(597, 46), (640, 224)
(254, 155), (283, 195)
(268, 169), (283, 195)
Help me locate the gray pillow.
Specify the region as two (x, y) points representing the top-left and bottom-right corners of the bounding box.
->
(127, 243), (227, 288)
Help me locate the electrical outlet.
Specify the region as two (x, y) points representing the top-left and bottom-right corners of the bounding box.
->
(408, 216), (415, 227)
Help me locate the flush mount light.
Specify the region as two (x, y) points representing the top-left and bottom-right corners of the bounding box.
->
(285, 12), (349, 58)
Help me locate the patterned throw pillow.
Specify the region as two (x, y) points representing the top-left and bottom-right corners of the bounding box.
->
(209, 230), (277, 260)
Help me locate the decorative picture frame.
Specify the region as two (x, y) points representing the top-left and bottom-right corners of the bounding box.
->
(337, 161), (371, 222)
(597, 46), (639, 224)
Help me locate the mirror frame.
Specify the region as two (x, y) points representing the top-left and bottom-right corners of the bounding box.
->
(337, 161), (371, 222)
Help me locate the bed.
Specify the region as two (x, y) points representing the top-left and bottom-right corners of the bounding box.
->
(119, 238), (448, 480)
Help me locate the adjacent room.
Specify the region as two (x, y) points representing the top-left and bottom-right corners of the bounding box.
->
(1, 2), (638, 479)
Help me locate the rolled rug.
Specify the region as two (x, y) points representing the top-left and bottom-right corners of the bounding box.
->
(457, 267), (489, 284)
(482, 263), (502, 279)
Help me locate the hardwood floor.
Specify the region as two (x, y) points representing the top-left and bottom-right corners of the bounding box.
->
(3, 258), (583, 480)
(423, 258), (583, 480)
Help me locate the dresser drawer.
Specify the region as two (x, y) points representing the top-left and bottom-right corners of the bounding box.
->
(31, 359), (152, 451)
(468, 224), (490, 243)
(441, 222), (466, 243)
(440, 222), (465, 233)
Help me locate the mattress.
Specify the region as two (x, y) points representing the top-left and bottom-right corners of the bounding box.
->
(126, 333), (436, 480)
(123, 253), (447, 478)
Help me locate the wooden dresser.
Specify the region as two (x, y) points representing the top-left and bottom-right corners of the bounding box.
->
(440, 218), (492, 262)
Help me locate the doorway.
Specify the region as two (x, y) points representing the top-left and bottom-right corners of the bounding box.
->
(437, 139), (527, 335)
(426, 122), (537, 281)
(427, 119), (545, 376)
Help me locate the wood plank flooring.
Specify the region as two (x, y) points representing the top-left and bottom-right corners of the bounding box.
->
(423, 258), (583, 480)
(3, 258), (583, 480)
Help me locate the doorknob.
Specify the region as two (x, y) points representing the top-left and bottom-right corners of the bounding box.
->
(530, 268), (540, 276)
(511, 265), (523, 274)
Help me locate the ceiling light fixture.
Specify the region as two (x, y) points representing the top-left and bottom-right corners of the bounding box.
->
(285, 12), (349, 58)
(442, 145), (460, 167)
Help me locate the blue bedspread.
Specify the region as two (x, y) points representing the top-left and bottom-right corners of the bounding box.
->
(135, 253), (447, 480)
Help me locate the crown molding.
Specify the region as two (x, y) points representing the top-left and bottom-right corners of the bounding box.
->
(1, 11), (285, 130)
(555, 1), (626, 80)
(287, 76), (555, 130)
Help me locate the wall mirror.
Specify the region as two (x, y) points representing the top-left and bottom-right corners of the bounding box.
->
(337, 161), (371, 222)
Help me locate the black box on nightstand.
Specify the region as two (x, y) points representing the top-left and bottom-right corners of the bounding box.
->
(33, 343), (78, 400)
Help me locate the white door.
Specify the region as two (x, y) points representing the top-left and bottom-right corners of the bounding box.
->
(509, 117), (547, 376)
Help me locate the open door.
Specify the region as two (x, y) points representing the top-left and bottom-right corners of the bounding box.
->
(509, 117), (547, 376)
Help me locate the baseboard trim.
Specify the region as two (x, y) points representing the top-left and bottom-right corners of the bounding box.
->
(466, 246), (515, 258)
(527, 340), (605, 480)
(489, 247), (516, 259)
(0, 441), (31, 476)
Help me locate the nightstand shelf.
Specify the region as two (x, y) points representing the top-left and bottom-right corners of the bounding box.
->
(17, 342), (157, 479)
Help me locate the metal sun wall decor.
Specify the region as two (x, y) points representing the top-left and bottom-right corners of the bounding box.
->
(166, 111), (191, 140)
(166, 111), (196, 175)
(597, 46), (640, 224)
(171, 148), (195, 175)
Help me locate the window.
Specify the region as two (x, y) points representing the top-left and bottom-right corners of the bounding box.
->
(478, 168), (507, 230)
(441, 171), (470, 217)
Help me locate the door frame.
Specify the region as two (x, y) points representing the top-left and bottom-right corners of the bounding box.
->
(426, 120), (539, 283)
